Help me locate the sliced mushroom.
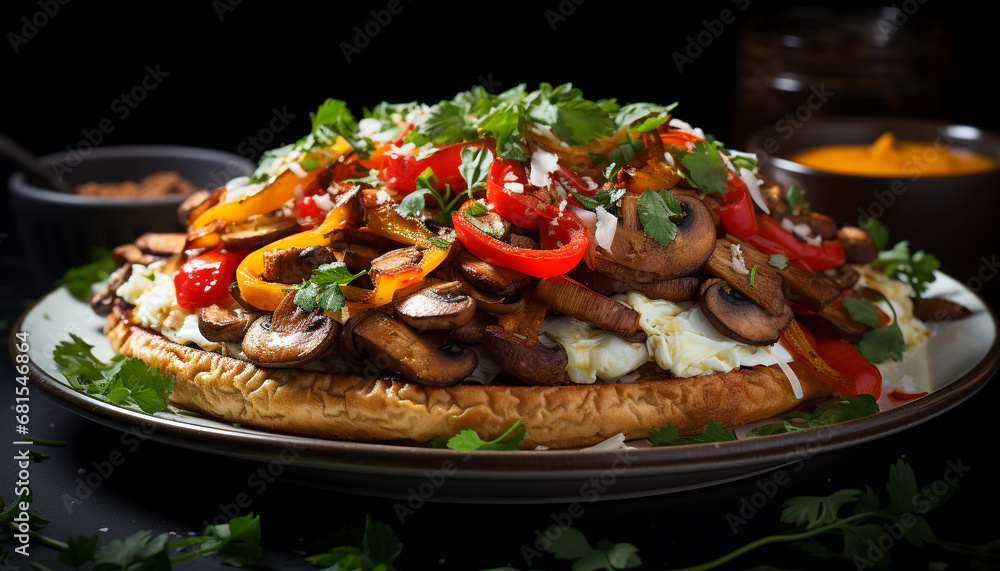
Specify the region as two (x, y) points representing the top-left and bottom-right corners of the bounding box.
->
(758, 179), (786, 216)
(783, 212), (838, 240)
(90, 263), (133, 317)
(911, 297), (972, 322)
(448, 310), (498, 345)
(341, 309), (477, 387)
(704, 237), (787, 317)
(482, 325), (568, 386)
(342, 243), (381, 274)
(837, 226), (879, 264)
(700, 278), (793, 345)
(456, 250), (532, 296)
(261, 245), (337, 284)
(594, 193), (716, 282)
(135, 233), (187, 256)
(241, 291), (339, 368)
(220, 213), (300, 251)
(111, 244), (162, 266)
(393, 280), (476, 330)
(177, 188), (222, 226)
(198, 305), (255, 343)
(496, 288), (548, 340)
(534, 275), (640, 339)
(820, 265), (861, 291)
(569, 266), (700, 302)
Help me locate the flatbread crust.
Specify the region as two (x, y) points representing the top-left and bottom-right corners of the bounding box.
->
(105, 305), (836, 449)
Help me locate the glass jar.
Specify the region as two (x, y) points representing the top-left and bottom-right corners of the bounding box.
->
(731, 6), (953, 146)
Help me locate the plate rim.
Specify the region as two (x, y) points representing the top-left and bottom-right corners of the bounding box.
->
(13, 276), (1000, 483)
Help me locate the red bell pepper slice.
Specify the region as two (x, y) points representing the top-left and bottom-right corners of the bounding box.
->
(452, 199), (588, 278)
(484, 158), (560, 229)
(717, 171), (758, 239)
(755, 214), (845, 271)
(381, 141), (483, 193)
(659, 128), (704, 151)
(780, 320), (883, 399)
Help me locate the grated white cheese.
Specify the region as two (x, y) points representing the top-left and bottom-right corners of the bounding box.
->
(594, 206), (617, 251)
(738, 166), (770, 215)
(285, 161), (309, 179)
(376, 189), (392, 204)
(766, 346), (803, 399)
(781, 217), (822, 246)
(528, 147), (561, 188)
(731, 244), (750, 275)
(311, 192), (334, 211)
(504, 182), (524, 194)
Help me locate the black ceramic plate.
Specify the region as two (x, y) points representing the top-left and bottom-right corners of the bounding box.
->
(14, 273), (998, 503)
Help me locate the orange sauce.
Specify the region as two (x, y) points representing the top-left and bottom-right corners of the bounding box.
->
(789, 132), (997, 177)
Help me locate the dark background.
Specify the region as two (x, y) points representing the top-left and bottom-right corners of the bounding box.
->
(2, 1), (999, 569)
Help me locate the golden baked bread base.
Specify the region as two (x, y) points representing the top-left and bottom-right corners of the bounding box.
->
(105, 306), (836, 449)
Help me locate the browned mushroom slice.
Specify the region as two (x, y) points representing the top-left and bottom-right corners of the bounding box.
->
(177, 188), (222, 226)
(783, 212), (838, 240)
(90, 263), (133, 317)
(448, 310), (498, 345)
(482, 325), (568, 386)
(704, 237), (787, 317)
(241, 291), (339, 368)
(342, 243), (381, 274)
(496, 288), (548, 340)
(392, 280), (476, 331)
(569, 266), (700, 302)
(594, 193), (716, 283)
(911, 297), (972, 322)
(135, 233), (187, 256)
(220, 213), (300, 251)
(111, 244), (163, 266)
(837, 226), (879, 264)
(534, 275), (640, 339)
(820, 265), (861, 291)
(198, 305), (255, 343)
(758, 179), (786, 216)
(700, 278), (793, 346)
(261, 245), (338, 284)
(456, 250), (532, 297)
(341, 309), (477, 387)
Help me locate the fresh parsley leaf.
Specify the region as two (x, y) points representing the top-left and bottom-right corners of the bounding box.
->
(768, 253), (790, 270)
(60, 534), (99, 568)
(395, 189), (430, 219)
(545, 527), (642, 571)
(747, 395), (880, 436)
(613, 101), (677, 133)
(53, 334), (174, 413)
(93, 530), (172, 570)
(478, 101), (529, 162)
(860, 217), (890, 251)
(307, 515), (402, 571)
(202, 513), (263, 567)
(430, 238), (451, 249)
(407, 100), (479, 146)
(678, 140), (729, 194)
(637, 188), (683, 247)
(522, 82), (617, 145)
(842, 296), (881, 328)
(251, 143), (296, 182)
(749, 265), (759, 287)
(464, 200), (488, 216)
(649, 420), (737, 446)
(434, 420), (525, 451)
(603, 136), (644, 182)
(856, 320), (906, 363)
(459, 145), (494, 193)
(573, 187), (626, 212)
(785, 184), (811, 213)
(56, 248), (117, 301)
(872, 240), (941, 297)
(293, 262), (367, 313)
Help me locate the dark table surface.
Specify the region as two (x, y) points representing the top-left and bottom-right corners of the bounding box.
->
(3, 2), (1000, 569)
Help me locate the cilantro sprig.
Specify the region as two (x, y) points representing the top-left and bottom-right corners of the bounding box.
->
(431, 420), (526, 451)
(637, 188), (684, 246)
(293, 262), (367, 313)
(649, 420), (737, 446)
(306, 514), (402, 571)
(844, 296), (906, 363)
(56, 248), (117, 301)
(53, 334), (174, 413)
(746, 395), (880, 436)
(860, 217), (941, 298)
(395, 146), (493, 225)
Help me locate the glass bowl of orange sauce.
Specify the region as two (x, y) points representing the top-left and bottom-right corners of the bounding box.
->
(746, 117), (1000, 283)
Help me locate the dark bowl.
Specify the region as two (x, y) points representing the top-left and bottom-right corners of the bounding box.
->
(8, 145), (255, 288)
(745, 117), (1000, 284)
